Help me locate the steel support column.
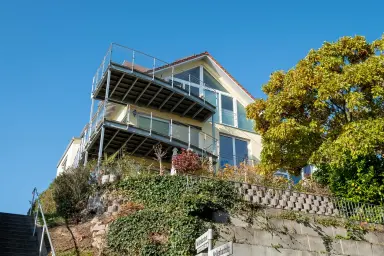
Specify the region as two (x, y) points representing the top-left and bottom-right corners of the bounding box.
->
(97, 126), (106, 171)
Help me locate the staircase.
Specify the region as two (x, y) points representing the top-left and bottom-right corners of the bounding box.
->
(0, 212), (39, 256)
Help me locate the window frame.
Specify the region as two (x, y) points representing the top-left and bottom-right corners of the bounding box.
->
(219, 134), (249, 167)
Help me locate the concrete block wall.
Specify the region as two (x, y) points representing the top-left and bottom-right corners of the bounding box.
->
(215, 216), (384, 256)
(236, 183), (341, 216)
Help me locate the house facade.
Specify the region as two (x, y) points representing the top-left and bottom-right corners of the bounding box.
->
(57, 44), (261, 175)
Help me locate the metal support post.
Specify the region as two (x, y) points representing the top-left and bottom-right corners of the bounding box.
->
(97, 126), (105, 174)
(170, 119), (173, 141)
(83, 151), (88, 166)
(188, 74), (191, 95)
(150, 112), (153, 135)
(103, 69), (111, 120)
(152, 58), (155, 80)
(127, 105), (130, 126)
(188, 126), (191, 149)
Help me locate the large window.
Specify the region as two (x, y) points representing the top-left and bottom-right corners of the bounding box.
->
(175, 67), (200, 83)
(203, 68), (228, 92)
(219, 135), (248, 167)
(221, 95), (234, 126)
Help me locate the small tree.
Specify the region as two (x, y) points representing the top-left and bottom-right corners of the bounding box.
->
(153, 144), (167, 175)
(172, 149), (201, 174)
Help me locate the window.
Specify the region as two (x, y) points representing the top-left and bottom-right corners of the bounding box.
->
(203, 68), (228, 92)
(221, 95), (234, 126)
(219, 135), (248, 167)
(175, 67), (200, 82)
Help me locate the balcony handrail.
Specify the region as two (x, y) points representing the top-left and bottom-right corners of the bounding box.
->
(29, 188), (56, 256)
(86, 102), (217, 155)
(92, 43), (222, 99)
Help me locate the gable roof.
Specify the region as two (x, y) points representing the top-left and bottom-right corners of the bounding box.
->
(156, 51), (255, 100)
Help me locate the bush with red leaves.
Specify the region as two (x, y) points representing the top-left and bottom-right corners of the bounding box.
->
(172, 149), (201, 174)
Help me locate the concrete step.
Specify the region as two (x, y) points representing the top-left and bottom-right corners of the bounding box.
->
(0, 212), (39, 255)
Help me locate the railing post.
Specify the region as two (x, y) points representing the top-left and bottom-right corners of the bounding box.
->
(33, 209), (38, 236)
(131, 50), (135, 73)
(170, 119), (173, 141)
(30, 188), (36, 216)
(152, 58), (155, 80)
(188, 126), (191, 148)
(188, 74), (191, 96)
(38, 203), (56, 256)
(171, 66), (174, 87)
(39, 226), (45, 256)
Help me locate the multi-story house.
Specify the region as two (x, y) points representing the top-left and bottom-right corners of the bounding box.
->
(57, 44), (262, 176)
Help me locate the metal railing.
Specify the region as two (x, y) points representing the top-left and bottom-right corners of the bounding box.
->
(86, 102), (217, 156)
(30, 188), (56, 256)
(219, 155), (259, 167)
(92, 43), (220, 105)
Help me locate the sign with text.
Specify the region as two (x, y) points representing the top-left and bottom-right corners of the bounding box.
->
(195, 229), (213, 253)
(208, 242), (233, 256)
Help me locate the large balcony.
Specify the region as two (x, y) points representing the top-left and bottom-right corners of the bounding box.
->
(92, 44), (216, 122)
(84, 102), (217, 162)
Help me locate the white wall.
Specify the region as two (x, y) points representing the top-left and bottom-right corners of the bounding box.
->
(56, 138), (81, 176)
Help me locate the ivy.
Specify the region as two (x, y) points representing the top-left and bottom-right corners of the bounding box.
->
(107, 175), (240, 255)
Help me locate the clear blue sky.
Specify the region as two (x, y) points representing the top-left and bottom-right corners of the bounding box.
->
(0, 0), (382, 214)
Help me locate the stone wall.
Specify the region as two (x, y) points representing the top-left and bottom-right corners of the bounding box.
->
(238, 183), (346, 217)
(215, 214), (384, 256)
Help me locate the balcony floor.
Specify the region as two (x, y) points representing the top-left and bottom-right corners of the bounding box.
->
(93, 63), (215, 122)
(86, 120), (217, 162)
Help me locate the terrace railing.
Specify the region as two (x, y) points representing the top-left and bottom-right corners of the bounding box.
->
(92, 43), (220, 105)
(86, 102), (217, 156)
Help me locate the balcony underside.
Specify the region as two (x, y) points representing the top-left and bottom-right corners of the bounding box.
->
(93, 63), (215, 122)
(86, 120), (217, 162)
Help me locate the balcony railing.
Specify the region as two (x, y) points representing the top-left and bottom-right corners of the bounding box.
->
(219, 155), (259, 167)
(92, 44), (220, 104)
(86, 101), (217, 156)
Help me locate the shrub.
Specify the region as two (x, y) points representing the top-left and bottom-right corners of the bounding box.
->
(53, 166), (91, 221)
(108, 175), (241, 255)
(172, 149), (201, 174)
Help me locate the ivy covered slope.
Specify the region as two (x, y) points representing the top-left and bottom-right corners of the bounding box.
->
(107, 175), (240, 255)
(246, 35), (384, 204)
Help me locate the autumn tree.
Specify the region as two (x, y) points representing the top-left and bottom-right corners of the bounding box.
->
(247, 35), (384, 202)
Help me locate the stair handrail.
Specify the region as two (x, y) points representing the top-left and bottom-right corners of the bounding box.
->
(30, 187), (56, 256)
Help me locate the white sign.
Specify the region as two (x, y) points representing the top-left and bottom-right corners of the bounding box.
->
(208, 242), (233, 256)
(195, 229), (213, 253)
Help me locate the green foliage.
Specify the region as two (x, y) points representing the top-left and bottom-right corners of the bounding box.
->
(247, 35), (384, 204)
(313, 154), (384, 204)
(247, 35), (384, 175)
(53, 166), (92, 221)
(107, 175), (240, 255)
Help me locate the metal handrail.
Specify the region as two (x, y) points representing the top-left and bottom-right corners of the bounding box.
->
(92, 43), (221, 102)
(30, 188), (56, 256)
(85, 102), (218, 155)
